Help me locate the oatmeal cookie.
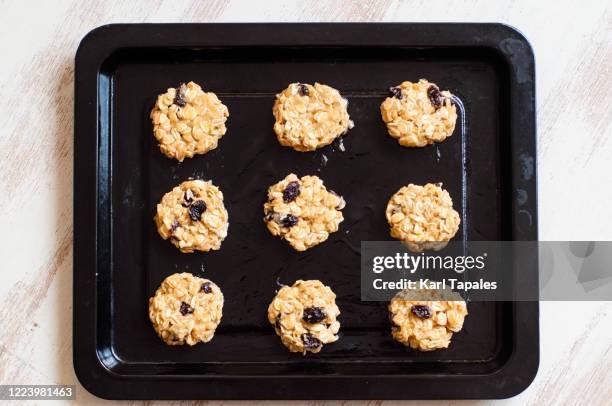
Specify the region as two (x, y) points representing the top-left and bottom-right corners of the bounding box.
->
(273, 82), (353, 151)
(268, 279), (341, 354)
(380, 79), (457, 147)
(386, 183), (460, 251)
(150, 81), (229, 161)
(263, 174), (345, 251)
(155, 179), (229, 253)
(149, 272), (224, 346)
(389, 288), (467, 351)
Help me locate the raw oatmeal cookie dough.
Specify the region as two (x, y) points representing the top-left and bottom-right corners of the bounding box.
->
(149, 272), (224, 346)
(380, 79), (457, 147)
(273, 82), (353, 151)
(263, 173), (345, 251)
(386, 183), (460, 251)
(155, 179), (229, 253)
(268, 280), (341, 354)
(389, 288), (467, 351)
(150, 81), (229, 161)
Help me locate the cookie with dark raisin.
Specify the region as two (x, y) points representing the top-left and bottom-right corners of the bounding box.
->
(150, 81), (229, 161)
(154, 179), (228, 253)
(268, 280), (341, 354)
(388, 288), (467, 351)
(263, 173), (345, 251)
(380, 79), (457, 147)
(149, 272), (223, 346)
(273, 82), (354, 151)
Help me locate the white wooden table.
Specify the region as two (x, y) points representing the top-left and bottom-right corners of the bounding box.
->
(1, 0), (610, 404)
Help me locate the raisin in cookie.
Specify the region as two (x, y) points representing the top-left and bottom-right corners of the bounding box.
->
(263, 174), (345, 251)
(155, 180), (229, 253)
(389, 288), (467, 351)
(380, 79), (457, 147)
(268, 280), (341, 354)
(273, 82), (353, 152)
(149, 272), (224, 346)
(150, 81), (229, 161)
(386, 183), (460, 251)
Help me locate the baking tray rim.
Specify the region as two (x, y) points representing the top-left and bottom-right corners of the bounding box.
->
(73, 22), (538, 400)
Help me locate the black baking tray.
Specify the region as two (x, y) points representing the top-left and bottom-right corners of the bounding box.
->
(73, 23), (538, 400)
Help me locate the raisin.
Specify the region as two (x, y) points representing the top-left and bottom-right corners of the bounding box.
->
(280, 214), (299, 228)
(200, 282), (212, 294)
(170, 219), (180, 233)
(427, 85), (444, 110)
(298, 83), (309, 96)
(188, 200), (207, 221)
(389, 86), (403, 100)
(302, 307), (326, 324)
(174, 83), (187, 107)
(282, 181), (300, 203)
(182, 189), (194, 207)
(301, 333), (322, 350)
(411, 304), (432, 319)
(179, 301), (194, 316)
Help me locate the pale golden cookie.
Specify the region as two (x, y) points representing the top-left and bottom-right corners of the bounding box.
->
(268, 280), (341, 354)
(150, 81), (229, 161)
(389, 288), (467, 351)
(273, 82), (353, 151)
(386, 183), (460, 251)
(149, 272), (224, 346)
(380, 79), (457, 147)
(155, 180), (228, 253)
(263, 174), (345, 251)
